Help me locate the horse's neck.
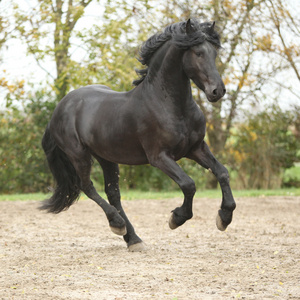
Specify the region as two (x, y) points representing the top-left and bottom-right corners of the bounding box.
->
(146, 43), (192, 107)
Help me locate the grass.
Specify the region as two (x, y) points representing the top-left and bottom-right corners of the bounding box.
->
(0, 193), (48, 202)
(0, 188), (300, 202)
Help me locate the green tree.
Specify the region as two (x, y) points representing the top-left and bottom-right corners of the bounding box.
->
(0, 89), (55, 193)
(227, 104), (299, 189)
(14, 0), (94, 102)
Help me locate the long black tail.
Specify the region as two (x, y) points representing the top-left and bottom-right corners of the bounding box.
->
(40, 124), (81, 213)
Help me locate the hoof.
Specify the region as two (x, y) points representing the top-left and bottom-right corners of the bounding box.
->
(110, 225), (127, 236)
(216, 213), (227, 231)
(169, 213), (178, 230)
(128, 242), (146, 252)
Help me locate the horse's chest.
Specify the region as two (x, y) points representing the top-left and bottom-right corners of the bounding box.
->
(164, 116), (205, 158)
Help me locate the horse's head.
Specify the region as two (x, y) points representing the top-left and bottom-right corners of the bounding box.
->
(182, 20), (226, 102)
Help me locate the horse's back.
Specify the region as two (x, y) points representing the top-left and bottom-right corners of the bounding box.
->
(49, 84), (148, 164)
(51, 84), (128, 121)
(62, 84), (127, 105)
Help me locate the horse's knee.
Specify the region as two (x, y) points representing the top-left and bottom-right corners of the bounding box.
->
(181, 179), (196, 197)
(219, 169), (230, 185)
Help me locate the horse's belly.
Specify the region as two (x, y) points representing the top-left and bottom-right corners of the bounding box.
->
(91, 140), (149, 165)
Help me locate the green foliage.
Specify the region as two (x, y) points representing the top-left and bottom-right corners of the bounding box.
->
(227, 104), (299, 189)
(72, 0), (156, 92)
(118, 160), (208, 192)
(283, 165), (300, 188)
(0, 89), (55, 193)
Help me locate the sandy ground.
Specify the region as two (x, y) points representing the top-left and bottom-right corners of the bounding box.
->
(0, 195), (300, 299)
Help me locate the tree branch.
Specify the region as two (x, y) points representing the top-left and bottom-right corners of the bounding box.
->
(220, 0), (255, 74)
(225, 55), (252, 140)
(27, 46), (55, 79)
(268, 0), (300, 82)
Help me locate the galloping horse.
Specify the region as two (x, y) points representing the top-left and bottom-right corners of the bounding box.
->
(41, 19), (236, 251)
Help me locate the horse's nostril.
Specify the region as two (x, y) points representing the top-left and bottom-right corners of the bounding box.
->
(212, 88), (225, 97)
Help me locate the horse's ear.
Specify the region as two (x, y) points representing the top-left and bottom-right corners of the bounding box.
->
(186, 19), (195, 35)
(208, 21), (215, 34)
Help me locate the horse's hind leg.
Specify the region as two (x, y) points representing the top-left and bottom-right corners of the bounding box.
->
(96, 157), (145, 252)
(65, 149), (126, 236)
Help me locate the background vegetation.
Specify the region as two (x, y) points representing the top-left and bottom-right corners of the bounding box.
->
(0, 0), (299, 194)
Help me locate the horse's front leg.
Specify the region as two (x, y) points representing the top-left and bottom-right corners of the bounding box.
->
(148, 152), (196, 229)
(187, 141), (236, 231)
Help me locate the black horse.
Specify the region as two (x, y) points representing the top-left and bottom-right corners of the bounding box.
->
(41, 19), (236, 251)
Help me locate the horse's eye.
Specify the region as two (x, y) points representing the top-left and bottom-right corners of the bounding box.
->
(195, 52), (202, 57)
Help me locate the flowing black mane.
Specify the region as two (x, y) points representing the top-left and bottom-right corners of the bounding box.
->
(133, 19), (221, 86)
